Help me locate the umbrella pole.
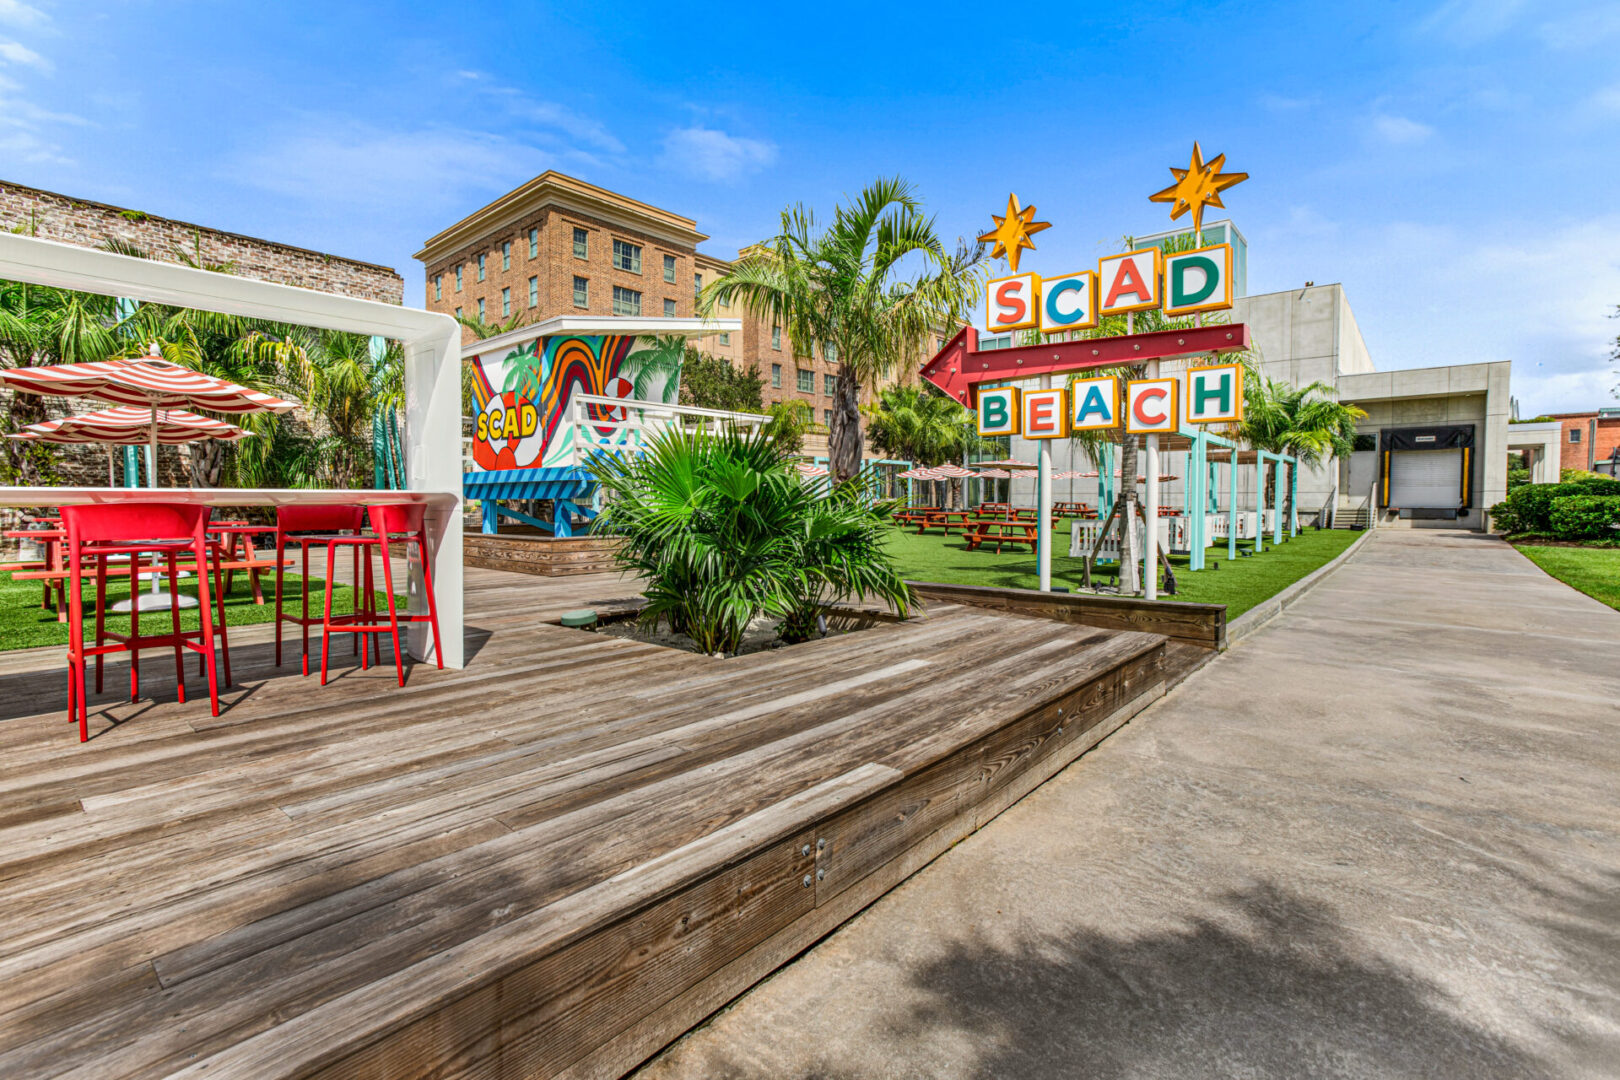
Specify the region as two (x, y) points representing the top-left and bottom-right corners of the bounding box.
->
(106, 446), (116, 487)
(147, 403), (159, 489)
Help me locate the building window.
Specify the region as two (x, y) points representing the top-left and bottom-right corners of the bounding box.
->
(528, 227), (539, 258)
(797, 368), (813, 393)
(771, 364), (781, 388)
(433, 274), (442, 301)
(694, 271), (703, 297)
(824, 410), (833, 426)
(454, 306), (462, 319)
(501, 241), (511, 271)
(477, 253), (486, 282)
(1570, 429), (1581, 443)
(501, 287), (511, 317)
(664, 298), (677, 317)
(477, 297), (485, 320)
(719, 331), (731, 346)
(771, 325), (782, 350)
(663, 254), (677, 283)
(573, 227), (588, 259)
(455, 265), (463, 292)
(528, 276), (538, 308)
(612, 239), (641, 274)
(612, 285), (641, 316)
(824, 374), (837, 396)
(824, 339), (836, 362)
(573, 276), (588, 308)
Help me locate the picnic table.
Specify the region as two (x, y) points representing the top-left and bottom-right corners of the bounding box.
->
(917, 509), (976, 535)
(893, 505), (940, 528)
(976, 502), (1012, 516)
(964, 519), (1039, 553)
(1054, 502), (1095, 518)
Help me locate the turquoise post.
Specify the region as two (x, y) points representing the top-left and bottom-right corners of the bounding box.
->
(1290, 458), (1300, 536)
(1228, 452), (1238, 561)
(1254, 452), (1265, 554)
(1273, 456), (1284, 545)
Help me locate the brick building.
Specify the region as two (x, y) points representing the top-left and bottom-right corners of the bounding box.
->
(0, 179), (404, 489)
(414, 172), (922, 439)
(1546, 409), (1620, 473)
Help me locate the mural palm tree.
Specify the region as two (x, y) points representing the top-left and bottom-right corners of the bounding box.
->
(699, 177), (983, 484)
(618, 334), (685, 404)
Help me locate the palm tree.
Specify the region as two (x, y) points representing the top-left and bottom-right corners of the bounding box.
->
(699, 177), (984, 484)
(1240, 376), (1366, 525)
(761, 399), (823, 457)
(864, 384), (984, 507)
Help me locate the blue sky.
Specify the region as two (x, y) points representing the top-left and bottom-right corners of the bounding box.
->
(2, 0), (1617, 414)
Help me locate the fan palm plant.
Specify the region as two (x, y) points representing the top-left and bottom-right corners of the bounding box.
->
(761, 398), (824, 456)
(590, 427), (911, 655)
(864, 384), (986, 507)
(699, 177), (983, 483)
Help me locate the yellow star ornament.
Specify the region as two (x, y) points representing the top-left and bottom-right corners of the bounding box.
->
(1149, 142), (1248, 237)
(978, 193), (1051, 274)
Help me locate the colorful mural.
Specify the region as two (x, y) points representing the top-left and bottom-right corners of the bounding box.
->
(467, 334), (683, 471)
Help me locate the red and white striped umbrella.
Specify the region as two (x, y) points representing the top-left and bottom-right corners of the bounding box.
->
(1052, 470), (1090, 480)
(973, 468), (1013, 479)
(929, 463), (975, 479)
(0, 345), (298, 487)
(793, 462), (828, 477)
(0, 350), (298, 415)
(7, 405), (252, 445)
(897, 466), (939, 480)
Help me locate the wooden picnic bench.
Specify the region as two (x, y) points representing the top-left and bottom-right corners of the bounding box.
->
(964, 519), (1040, 553)
(1054, 502), (1095, 518)
(893, 506), (940, 527)
(917, 509), (976, 535)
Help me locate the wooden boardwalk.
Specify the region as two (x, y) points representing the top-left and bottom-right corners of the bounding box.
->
(0, 566), (1183, 1079)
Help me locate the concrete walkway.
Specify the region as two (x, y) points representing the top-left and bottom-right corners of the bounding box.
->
(634, 531), (1620, 1080)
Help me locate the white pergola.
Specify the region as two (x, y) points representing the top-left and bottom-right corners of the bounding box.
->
(0, 232), (466, 667)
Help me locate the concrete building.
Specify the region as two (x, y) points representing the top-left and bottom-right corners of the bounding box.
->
(414, 171), (906, 440)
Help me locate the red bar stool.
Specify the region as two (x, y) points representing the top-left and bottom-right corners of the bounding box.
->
(319, 503), (443, 686)
(274, 506), (367, 675)
(62, 503), (229, 741)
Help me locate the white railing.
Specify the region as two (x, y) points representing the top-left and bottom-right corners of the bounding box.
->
(552, 395), (769, 467)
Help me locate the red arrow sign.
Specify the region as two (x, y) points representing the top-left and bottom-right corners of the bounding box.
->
(919, 323), (1252, 405)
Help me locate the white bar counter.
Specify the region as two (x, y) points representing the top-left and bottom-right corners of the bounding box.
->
(1, 487), (462, 667)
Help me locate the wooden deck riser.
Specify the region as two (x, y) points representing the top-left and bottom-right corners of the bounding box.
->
(463, 534), (626, 577)
(304, 645), (1164, 1079)
(0, 567), (1190, 1080)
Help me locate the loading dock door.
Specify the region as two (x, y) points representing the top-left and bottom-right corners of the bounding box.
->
(1388, 449), (1462, 508)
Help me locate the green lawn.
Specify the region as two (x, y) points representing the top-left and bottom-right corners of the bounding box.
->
(0, 571), (398, 652)
(1514, 544), (1620, 610)
(885, 519), (1360, 618)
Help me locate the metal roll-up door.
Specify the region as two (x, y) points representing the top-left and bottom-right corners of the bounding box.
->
(1388, 449), (1462, 507)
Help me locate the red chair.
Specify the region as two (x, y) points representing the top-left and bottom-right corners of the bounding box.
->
(61, 503), (229, 741)
(274, 505), (366, 675)
(319, 503), (443, 686)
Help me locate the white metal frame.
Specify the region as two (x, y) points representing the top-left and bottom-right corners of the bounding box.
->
(0, 232), (466, 667)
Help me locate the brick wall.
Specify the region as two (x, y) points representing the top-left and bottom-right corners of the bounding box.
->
(0, 180), (402, 304)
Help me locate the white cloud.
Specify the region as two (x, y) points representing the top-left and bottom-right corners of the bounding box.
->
(0, 0), (47, 29)
(1369, 113), (1434, 145)
(1587, 83), (1620, 116)
(0, 37), (49, 70)
(658, 126), (776, 182)
(1535, 5), (1620, 49)
(1419, 0), (1529, 44)
(454, 69), (624, 155)
(225, 123), (550, 214)
(0, 129), (70, 165)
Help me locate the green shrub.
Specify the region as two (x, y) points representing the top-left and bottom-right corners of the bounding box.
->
(590, 427), (913, 654)
(1549, 495), (1620, 540)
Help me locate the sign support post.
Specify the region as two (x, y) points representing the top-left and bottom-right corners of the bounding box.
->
(1144, 364), (1160, 601)
(1037, 374), (1052, 592)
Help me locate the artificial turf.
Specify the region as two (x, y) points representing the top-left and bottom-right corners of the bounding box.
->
(1513, 544), (1620, 611)
(884, 518), (1361, 618)
(0, 571), (398, 652)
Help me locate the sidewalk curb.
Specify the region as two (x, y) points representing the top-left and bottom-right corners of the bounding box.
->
(1225, 528), (1375, 646)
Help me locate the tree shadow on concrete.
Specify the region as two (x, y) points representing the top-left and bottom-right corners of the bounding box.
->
(889, 880), (1552, 1080)
(647, 881), (1554, 1080)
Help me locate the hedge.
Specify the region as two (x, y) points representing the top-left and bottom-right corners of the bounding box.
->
(1491, 477), (1620, 536)
(1548, 495), (1620, 540)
